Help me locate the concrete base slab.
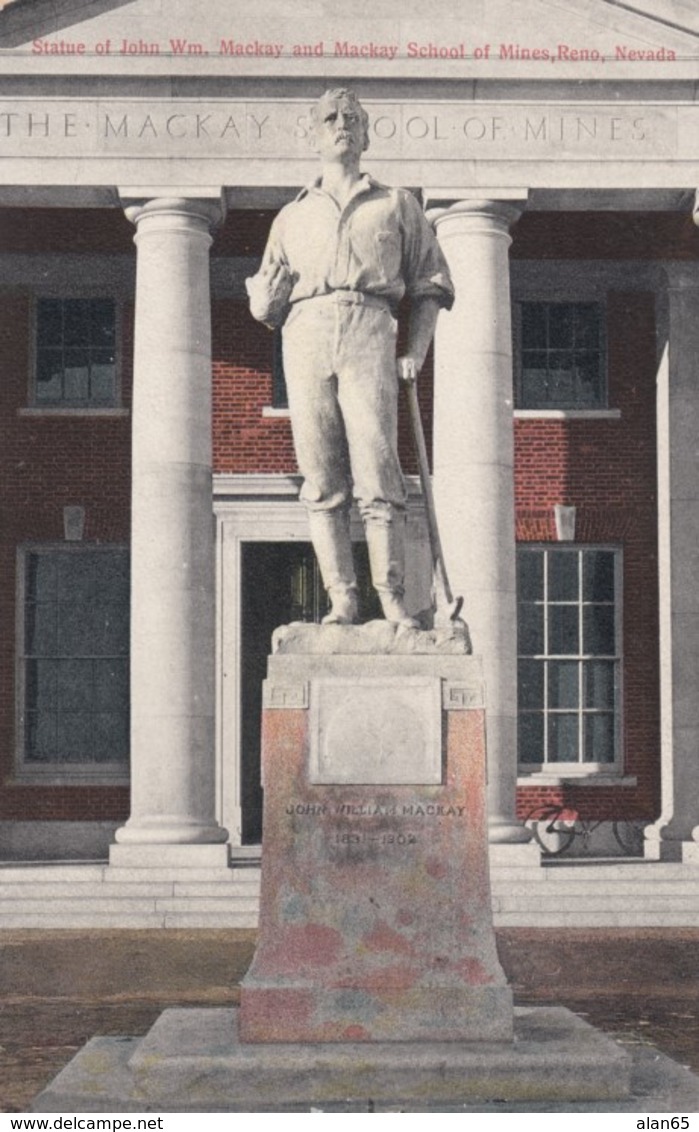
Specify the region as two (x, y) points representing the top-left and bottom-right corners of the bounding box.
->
(33, 1004), (691, 1113)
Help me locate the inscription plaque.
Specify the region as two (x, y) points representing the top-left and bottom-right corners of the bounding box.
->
(309, 676), (442, 785)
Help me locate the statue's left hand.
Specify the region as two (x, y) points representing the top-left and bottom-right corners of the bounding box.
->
(396, 356), (420, 384)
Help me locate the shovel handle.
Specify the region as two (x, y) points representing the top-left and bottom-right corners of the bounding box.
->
(405, 380), (454, 607)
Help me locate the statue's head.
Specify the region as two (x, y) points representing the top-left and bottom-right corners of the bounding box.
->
(310, 88), (370, 159)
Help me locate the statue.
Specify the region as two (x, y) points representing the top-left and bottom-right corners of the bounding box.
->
(246, 88), (454, 628)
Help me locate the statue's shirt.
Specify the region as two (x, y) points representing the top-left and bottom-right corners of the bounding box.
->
(257, 174), (454, 322)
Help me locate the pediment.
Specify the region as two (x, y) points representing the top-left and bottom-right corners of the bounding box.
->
(0, 0), (696, 67)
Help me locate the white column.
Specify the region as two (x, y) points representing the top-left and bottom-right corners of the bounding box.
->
(428, 191), (534, 854)
(111, 194), (229, 867)
(645, 254), (699, 864)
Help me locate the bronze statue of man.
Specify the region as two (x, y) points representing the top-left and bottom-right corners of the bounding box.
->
(247, 88), (454, 627)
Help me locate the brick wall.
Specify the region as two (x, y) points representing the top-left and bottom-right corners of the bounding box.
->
(514, 290), (660, 822)
(0, 287), (132, 823)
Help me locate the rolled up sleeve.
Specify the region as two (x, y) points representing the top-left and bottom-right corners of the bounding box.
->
(400, 191), (455, 311)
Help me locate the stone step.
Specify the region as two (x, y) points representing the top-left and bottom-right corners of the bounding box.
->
(495, 909), (699, 927)
(103, 867), (258, 885)
(496, 891), (699, 912)
(0, 882), (176, 900)
(0, 864), (106, 883)
(491, 878), (699, 897)
(1, 860), (699, 929)
(536, 861), (696, 880)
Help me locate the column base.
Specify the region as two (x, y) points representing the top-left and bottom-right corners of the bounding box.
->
(643, 822), (699, 863)
(488, 818), (534, 845)
(109, 842), (231, 869)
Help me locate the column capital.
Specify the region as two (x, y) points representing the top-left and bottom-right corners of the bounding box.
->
(119, 189), (226, 231)
(423, 188), (528, 230)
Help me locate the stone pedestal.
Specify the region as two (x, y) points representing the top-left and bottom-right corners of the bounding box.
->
(240, 629), (512, 1043)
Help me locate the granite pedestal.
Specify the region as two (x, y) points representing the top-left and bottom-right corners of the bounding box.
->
(241, 626), (511, 1044)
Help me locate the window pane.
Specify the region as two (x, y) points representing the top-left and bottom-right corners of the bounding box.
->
(92, 713), (129, 761)
(63, 299), (91, 345)
(521, 303), (547, 349)
(25, 602), (57, 655)
(548, 305), (574, 349)
(63, 350), (90, 402)
(548, 714), (579, 762)
(583, 551), (615, 602)
(584, 660), (616, 709)
(25, 712), (57, 761)
(93, 659), (129, 711)
(517, 552), (543, 601)
(90, 353), (117, 404)
(547, 356), (575, 404)
(548, 604), (579, 654)
(57, 601), (93, 655)
(56, 659), (93, 712)
(26, 659), (58, 711)
(26, 554), (57, 602)
(575, 353), (602, 406)
(57, 712), (95, 761)
(22, 549), (129, 767)
(548, 551), (578, 601)
(36, 350), (64, 402)
(584, 714), (615, 763)
(518, 713), (544, 764)
(98, 604), (129, 656)
(90, 299), (116, 346)
(575, 303), (599, 349)
(548, 660), (579, 709)
(518, 659), (544, 709)
(518, 603), (544, 655)
(521, 355), (548, 407)
(58, 552), (96, 602)
(37, 299), (63, 346)
(583, 605), (616, 655)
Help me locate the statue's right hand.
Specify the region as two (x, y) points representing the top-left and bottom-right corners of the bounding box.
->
(246, 263), (295, 326)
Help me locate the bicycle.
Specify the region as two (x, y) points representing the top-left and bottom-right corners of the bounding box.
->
(524, 803), (645, 857)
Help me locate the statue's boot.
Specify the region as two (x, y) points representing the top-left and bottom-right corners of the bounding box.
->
(364, 511), (420, 630)
(307, 509), (359, 625)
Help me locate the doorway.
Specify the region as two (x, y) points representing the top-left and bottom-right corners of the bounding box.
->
(239, 540), (380, 843)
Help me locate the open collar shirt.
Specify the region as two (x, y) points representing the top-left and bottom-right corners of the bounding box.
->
(260, 174), (455, 318)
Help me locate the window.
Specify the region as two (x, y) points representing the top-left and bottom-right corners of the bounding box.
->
(18, 546), (129, 776)
(517, 546), (621, 771)
(34, 297), (118, 408)
(516, 301), (605, 409)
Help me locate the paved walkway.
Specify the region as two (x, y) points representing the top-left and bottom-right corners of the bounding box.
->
(2, 928), (698, 1112)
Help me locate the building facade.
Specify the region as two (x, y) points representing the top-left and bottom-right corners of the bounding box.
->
(0, 0), (698, 886)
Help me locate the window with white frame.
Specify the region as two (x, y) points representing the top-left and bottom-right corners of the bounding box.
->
(515, 301), (606, 410)
(34, 297), (118, 408)
(18, 546), (129, 775)
(517, 545), (621, 771)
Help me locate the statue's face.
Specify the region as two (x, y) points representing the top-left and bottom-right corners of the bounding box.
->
(313, 95), (366, 162)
